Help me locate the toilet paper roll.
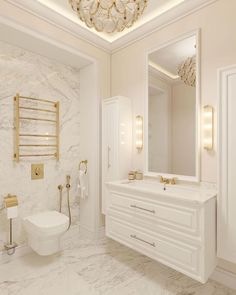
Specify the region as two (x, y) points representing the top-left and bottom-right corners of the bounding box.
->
(6, 206), (18, 219)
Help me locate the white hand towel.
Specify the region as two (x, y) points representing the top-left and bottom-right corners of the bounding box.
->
(78, 170), (89, 199)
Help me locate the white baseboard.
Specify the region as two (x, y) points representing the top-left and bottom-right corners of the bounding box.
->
(211, 267), (236, 290)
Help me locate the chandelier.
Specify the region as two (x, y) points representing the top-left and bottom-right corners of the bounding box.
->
(69, 0), (148, 33)
(177, 56), (196, 87)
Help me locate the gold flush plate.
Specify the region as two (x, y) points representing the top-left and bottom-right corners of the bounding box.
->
(31, 164), (44, 180)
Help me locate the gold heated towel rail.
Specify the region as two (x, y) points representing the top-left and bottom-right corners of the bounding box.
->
(14, 93), (60, 162)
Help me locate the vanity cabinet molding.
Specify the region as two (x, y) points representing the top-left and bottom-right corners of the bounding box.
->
(218, 65), (236, 263)
(106, 182), (217, 283)
(102, 96), (132, 214)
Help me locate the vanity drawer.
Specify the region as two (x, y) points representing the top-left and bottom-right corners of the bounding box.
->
(109, 192), (199, 237)
(106, 216), (199, 276)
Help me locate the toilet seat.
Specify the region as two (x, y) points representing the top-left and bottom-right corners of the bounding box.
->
(24, 210), (69, 236)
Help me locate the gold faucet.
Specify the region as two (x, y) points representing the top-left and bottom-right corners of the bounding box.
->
(159, 176), (177, 185)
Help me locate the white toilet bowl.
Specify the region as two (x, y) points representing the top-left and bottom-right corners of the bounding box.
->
(23, 210), (69, 256)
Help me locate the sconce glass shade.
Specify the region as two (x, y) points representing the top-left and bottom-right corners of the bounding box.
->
(136, 115), (143, 151)
(203, 105), (214, 150)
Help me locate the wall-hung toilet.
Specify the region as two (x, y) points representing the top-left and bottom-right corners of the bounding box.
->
(23, 211), (69, 256)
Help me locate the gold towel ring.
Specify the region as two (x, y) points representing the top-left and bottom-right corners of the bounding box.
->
(79, 160), (88, 174)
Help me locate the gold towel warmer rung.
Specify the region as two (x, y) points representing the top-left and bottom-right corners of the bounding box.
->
(79, 160), (88, 174)
(19, 106), (57, 114)
(18, 95), (57, 106)
(19, 144), (57, 147)
(19, 117), (57, 123)
(19, 153), (57, 158)
(14, 93), (60, 162)
(19, 134), (57, 138)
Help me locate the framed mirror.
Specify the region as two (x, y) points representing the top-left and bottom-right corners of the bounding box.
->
(145, 31), (200, 182)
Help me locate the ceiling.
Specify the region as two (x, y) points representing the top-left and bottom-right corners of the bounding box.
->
(4, 0), (216, 52)
(36, 0), (183, 42)
(149, 35), (196, 78)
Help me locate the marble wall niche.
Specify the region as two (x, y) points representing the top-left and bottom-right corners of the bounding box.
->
(0, 41), (81, 249)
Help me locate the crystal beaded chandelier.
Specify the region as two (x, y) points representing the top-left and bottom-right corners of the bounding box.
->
(177, 56), (196, 87)
(69, 0), (148, 33)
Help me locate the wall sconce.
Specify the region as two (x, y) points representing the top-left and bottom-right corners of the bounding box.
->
(136, 115), (143, 152)
(203, 105), (214, 151)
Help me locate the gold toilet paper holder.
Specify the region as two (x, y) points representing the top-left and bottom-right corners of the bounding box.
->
(4, 194), (18, 208)
(3, 194), (18, 255)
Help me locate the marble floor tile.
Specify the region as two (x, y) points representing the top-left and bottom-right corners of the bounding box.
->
(0, 233), (235, 295)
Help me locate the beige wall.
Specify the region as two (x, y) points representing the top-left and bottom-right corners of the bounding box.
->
(112, 0), (236, 183)
(111, 0), (236, 273)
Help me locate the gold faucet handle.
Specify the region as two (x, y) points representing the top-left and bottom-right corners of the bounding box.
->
(159, 176), (170, 184)
(159, 176), (164, 183)
(160, 176), (177, 185)
(170, 177), (178, 185)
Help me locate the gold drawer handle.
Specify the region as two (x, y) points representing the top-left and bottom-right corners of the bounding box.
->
(130, 234), (156, 247)
(130, 204), (155, 214)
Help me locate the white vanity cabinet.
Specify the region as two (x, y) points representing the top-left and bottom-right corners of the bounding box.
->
(102, 97), (132, 214)
(105, 181), (217, 283)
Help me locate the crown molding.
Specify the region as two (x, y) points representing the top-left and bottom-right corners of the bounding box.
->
(3, 0), (218, 53)
(110, 0), (218, 53)
(3, 0), (111, 52)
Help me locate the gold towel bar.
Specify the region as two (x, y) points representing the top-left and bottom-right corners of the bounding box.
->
(19, 134), (57, 138)
(19, 106), (56, 113)
(19, 117), (57, 123)
(18, 95), (56, 105)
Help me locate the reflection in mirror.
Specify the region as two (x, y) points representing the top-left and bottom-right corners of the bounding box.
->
(148, 35), (197, 177)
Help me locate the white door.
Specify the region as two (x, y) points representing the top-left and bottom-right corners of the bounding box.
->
(218, 65), (236, 262)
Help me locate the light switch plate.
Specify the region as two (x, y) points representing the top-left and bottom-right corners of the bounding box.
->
(31, 164), (44, 180)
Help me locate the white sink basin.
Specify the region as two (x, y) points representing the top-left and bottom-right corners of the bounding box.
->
(107, 179), (216, 204)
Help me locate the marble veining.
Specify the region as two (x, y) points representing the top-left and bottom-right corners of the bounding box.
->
(0, 231), (235, 295)
(0, 41), (81, 248)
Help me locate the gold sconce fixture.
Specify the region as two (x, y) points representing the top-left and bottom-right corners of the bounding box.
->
(136, 115), (143, 152)
(203, 105), (214, 151)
